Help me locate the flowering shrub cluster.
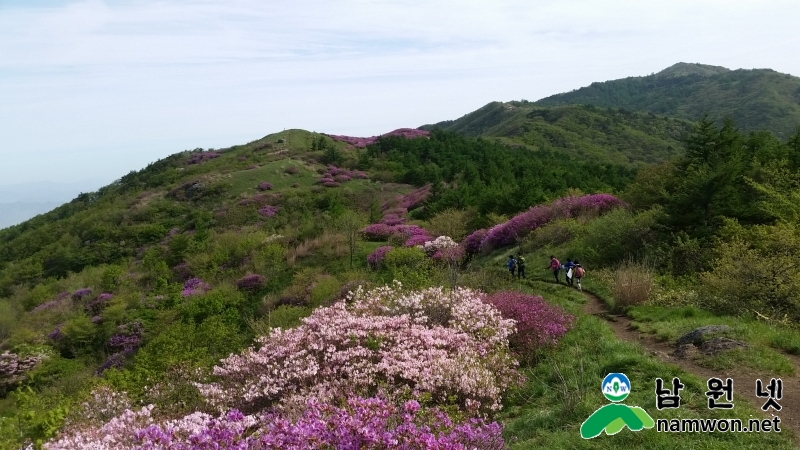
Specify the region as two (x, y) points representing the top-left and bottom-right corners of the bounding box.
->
(236, 274), (267, 291)
(284, 165), (300, 174)
(484, 291), (574, 359)
(464, 194), (624, 252)
(1, 351), (44, 388)
(325, 128), (430, 148)
(86, 293), (113, 315)
(31, 291), (70, 313)
(367, 245), (393, 269)
(71, 288), (92, 301)
(362, 223), (429, 241)
(46, 397), (503, 449)
(420, 236), (459, 256)
(181, 278), (211, 297)
(186, 151), (220, 165)
(97, 322), (143, 374)
(257, 182), (273, 191)
(258, 205), (280, 218)
(198, 283), (519, 414)
(315, 165), (367, 187)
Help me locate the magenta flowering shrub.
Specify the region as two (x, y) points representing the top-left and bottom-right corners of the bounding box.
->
(485, 291), (574, 360)
(322, 181), (340, 188)
(98, 322), (143, 374)
(257, 182), (273, 191)
(479, 194), (624, 250)
(31, 291), (70, 313)
(258, 205), (280, 217)
(46, 397), (503, 450)
(316, 177), (334, 184)
(325, 128), (430, 148)
(404, 234), (434, 247)
(236, 274), (267, 291)
(333, 174), (351, 182)
(362, 223), (429, 241)
(463, 228), (488, 255)
(181, 278), (211, 297)
(186, 151), (220, 165)
(367, 246), (393, 269)
(86, 293), (113, 315)
(198, 284), (519, 414)
(71, 288), (92, 301)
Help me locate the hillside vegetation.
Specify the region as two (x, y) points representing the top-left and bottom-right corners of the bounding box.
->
(2, 75), (800, 448)
(536, 62), (800, 139)
(422, 102), (692, 167)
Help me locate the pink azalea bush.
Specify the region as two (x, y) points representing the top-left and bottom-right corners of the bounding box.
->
(181, 278), (211, 297)
(198, 283), (519, 414)
(367, 246), (393, 269)
(258, 205), (280, 217)
(463, 228), (488, 255)
(467, 194), (624, 251)
(325, 128), (430, 148)
(404, 234), (434, 247)
(484, 291), (574, 360)
(46, 397), (503, 450)
(186, 151), (220, 165)
(257, 182), (273, 191)
(362, 224), (429, 241)
(236, 274), (267, 291)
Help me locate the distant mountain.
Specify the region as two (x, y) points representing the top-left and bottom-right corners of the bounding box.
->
(421, 102), (692, 167)
(0, 202), (63, 229)
(535, 62), (800, 139)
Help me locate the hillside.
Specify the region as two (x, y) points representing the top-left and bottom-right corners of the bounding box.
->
(536, 62), (800, 138)
(2, 113), (800, 448)
(421, 102), (693, 167)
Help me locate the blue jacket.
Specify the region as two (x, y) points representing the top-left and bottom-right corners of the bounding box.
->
(562, 261), (576, 270)
(506, 259), (517, 270)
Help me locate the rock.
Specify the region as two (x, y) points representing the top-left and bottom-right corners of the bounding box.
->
(675, 325), (730, 346)
(699, 337), (748, 355)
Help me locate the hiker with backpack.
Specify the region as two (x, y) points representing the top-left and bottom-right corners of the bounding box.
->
(563, 258), (576, 287)
(506, 255), (517, 279)
(547, 255), (561, 284)
(574, 261), (586, 291)
(516, 254), (526, 279)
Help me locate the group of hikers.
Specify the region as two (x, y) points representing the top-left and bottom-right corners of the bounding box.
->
(505, 254), (585, 291)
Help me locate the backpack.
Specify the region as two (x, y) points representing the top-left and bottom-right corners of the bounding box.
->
(575, 266), (585, 278)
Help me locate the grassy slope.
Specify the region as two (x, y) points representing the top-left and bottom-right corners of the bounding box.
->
(469, 250), (796, 448)
(421, 102), (692, 167)
(535, 63), (800, 139)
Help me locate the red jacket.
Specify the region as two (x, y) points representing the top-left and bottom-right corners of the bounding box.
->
(549, 258), (560, 270)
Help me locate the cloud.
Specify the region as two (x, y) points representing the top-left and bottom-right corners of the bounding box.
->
(0, 0), (799, 185)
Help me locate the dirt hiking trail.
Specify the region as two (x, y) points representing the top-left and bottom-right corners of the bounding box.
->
(581, 290), (800, 438)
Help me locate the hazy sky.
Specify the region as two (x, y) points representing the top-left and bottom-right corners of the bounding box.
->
(2, 0), (799, 188)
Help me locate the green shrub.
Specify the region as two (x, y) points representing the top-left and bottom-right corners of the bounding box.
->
(383, 247), (432, 288)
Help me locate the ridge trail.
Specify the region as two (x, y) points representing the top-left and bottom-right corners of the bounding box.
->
(581, 290), (800, 438)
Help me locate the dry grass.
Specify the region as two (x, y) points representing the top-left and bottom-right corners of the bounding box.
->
(287, 232), (348, 267)
(612, 259), (654, 310)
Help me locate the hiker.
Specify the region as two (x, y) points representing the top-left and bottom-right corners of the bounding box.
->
(547, 255), (561, 284)
(516, 254), (527, 279)
(563, 258), (576, 287)
(506, 255), (517, 279)
(574, 261), (585, 291)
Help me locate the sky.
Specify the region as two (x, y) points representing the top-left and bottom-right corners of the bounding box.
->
(1, 0), (799, 191)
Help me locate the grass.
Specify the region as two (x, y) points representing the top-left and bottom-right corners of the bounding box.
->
(496, 277), (797, 449)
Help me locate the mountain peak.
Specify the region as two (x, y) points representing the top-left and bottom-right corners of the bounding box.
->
(655, 62), (730, 78)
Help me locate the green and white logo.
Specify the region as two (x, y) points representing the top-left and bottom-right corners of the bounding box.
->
(581, 372), (655, 439)
(603, 373), (631, 402)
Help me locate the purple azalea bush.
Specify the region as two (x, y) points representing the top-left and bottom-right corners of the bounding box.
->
(325, 128), (430, 148)
(258, 205), (280, 218)
(257, 182), (273, 191)
(485, 291), (574, 358)
(186, 151), (220, 165)
(236, 274), (267, 291)
(72, 288), (92, 302)
(181, 278), (211, 297)
(476, 194), (624, 251)
(367, 246), (393, 269)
